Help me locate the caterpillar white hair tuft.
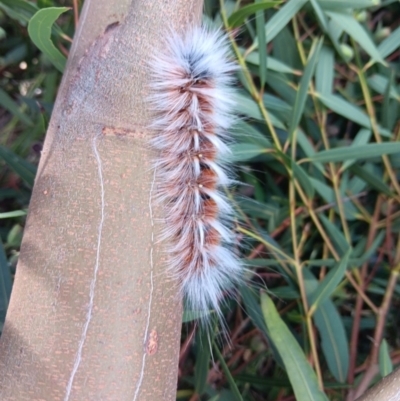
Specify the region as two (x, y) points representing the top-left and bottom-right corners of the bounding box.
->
(148, 26), (242, 322)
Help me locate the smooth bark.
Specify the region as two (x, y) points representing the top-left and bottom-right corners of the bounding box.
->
(0, 0), (203, 400)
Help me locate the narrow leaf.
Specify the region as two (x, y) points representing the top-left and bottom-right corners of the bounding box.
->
(326, 11), (385, 64)
(317, 93), (370, 127)
(309, 248), (351, 310)
(240, 286), (268, 335)
(194, 326), (212, 395)
(228, 1), (281, 28)
(28, 7), (69, 73)
(230, 143), (268, 162)
(260, 292), (329, 401)
(318, 0), (381, 9)
(245, 51), (299, 74)
(233, 91), (285, 129)
(255, 0), (267, 88)
(0, 0), (38, 26)
(304, 270), (349, 383)
(289, 38), (323, 136)
(368, 74), (399, 100)
(310, 0), (328, 32)
(0, 146), (37, 187)
(307, 143), (400, 163)
(259, 0), (308, 45)
(0, 210), (27, 219)
(349, 164), (393, 197)
(379, 339), (393, 378)
(378, 25), (400, 59)
(213, 345), (243, 401)
(319, 214), (350, 256)
(315, 46), (334, 96)
(0, 241), (12, 325)
(0, 88), (33, 126)
(341, 129), (372, 172)
(314, 302), (349, 383)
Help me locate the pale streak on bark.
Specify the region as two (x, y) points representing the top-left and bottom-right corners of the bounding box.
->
(132, 168), (157, 401)
(64, 135), (105, 401)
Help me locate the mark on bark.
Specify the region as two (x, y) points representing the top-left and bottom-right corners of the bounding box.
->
(102, 125), (145, 138)
(146, 329), (158, 356)
(132, 168), (156, 401)
(105, 21), (120, 34)
(64, 134), (105, 400)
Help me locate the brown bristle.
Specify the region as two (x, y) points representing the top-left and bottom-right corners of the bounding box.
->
(198, 169), (218, 190)
(205, 227), (221, 247)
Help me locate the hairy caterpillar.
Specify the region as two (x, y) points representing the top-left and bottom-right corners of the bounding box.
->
(148, 27), (242, 321)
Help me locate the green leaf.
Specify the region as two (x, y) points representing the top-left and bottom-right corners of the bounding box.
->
(270, 286), (299, 299)
(307, 143), (400, 163)
(319, 214), (350, 256)
(230, 143), (268, 162)
(263, 94), (292, 121)
(296, 129), (325, 174)
(245, 52), (299, 74)
(349, 164), (393, 196)
(378, 339), (393, 378)
(382, 70), (396, 130)
(0, 0), (38, 26)
(0, 146), (37, 187)
(213, 345), (243, 401)
(182, 309), (212, 323)
(0, 44), (28, 68)
(194, 326), (212, 395)
(0, 210), (27, 219)
(228, 1), (281, 28)
(341, 129), (372, 172)
(309, 177), (334, 204)
(266, 71), (297, 105)
(318, 0), (381, 9)
(258, 0), (308, 45)
(309, 249), (351, 311)
(310, 0), (329, 32)
(240, 286), (268, 335)
(233, 120), (272, 147)
(367, 74), (400, 100)
(260, 293), (329, 401)
(326, 11), (385, 64)
(255, 0), (267, 88)
(235, 197), (276, 220)
(0, 89), (33, 126)
(314, 302), (349, 383)
(317, 93), (370, 127)
(280, 152), (315, 198)
(304, 270), (349, 383)
(292, 160), (315, 198)
(28, 7), (69, 73)
(378, 25), (400, 59)
(357, 231), (385, 265)
(233, 91), (285, 129)
(310, 177), (359, 220)
(289, 38), (323, 136)
(315, 46), (334, 96)
(234, 92), (262, 120)
(0, 241), (12, 326)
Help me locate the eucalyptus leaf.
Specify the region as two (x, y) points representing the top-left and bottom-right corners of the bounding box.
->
(28, 7), (70, 72)
(261, 293), (329, 401)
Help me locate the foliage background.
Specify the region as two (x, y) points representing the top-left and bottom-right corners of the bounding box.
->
(0, 0), (399, 400)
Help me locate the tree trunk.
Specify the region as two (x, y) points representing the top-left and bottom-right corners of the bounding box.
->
(0, 0), (203, 400)
(355, 367), (400, 401)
